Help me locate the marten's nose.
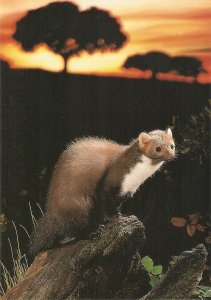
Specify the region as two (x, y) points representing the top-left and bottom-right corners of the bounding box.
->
(167, 152), (175, 160)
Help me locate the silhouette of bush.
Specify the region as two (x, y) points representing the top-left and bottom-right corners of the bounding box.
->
(123, 51), (171, 79)
(124, 52), (206, 81)
(170, 56), (206, 80)
(13, 2), (127, 72)
(124, 54), (148, 70)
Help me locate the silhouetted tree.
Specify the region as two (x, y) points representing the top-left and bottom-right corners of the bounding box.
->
(144, 51), (171, 79)
(13, 2), (127, 73)
(79, 7), (127, 53)
(170, 56), (206, 81)
(123, 51), (171, 79)
(0, 60), (9, 71)
(124, 54), (148, 71)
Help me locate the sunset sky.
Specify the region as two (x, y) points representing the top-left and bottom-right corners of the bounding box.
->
(0, 0), (211, 82)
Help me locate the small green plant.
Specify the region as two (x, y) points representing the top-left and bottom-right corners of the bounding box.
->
(141, 255), (211, 298)
(192, 285), (211, 298)
(141, 255), (163, 287)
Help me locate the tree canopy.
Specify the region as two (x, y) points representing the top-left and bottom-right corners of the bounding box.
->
(170, 56), (206, 79)
(13, 2), (127, 72)
(124, 51), (171, 78)
(123, 51), (205, 81)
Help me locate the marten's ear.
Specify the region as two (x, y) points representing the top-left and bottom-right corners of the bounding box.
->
(139, 132), (152, 145)
(166, 128), (172, 137)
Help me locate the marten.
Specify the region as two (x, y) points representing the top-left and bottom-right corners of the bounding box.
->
(31, 129), (175, 256)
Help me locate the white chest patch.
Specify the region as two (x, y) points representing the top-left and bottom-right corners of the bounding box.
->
(120, 155), (163, 196)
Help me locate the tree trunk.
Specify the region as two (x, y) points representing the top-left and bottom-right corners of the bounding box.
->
(63, 56), (69, 73)
(1, 216), (207, 300)
(151, 72), (157, 80)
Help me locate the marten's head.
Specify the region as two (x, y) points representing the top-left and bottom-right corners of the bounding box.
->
(138, 128), (175, 161)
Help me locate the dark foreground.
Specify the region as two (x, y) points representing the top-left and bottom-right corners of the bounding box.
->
(1, 68), (210, 277)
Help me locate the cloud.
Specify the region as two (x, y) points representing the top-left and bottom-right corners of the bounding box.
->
(135, 32), (210, 47)
(122, 8), (211, 21)
(181, 48), (211, 53)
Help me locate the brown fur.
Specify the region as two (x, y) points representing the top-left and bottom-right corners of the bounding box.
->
(30, 130), (175, 255)
(47, 138), (126, 224)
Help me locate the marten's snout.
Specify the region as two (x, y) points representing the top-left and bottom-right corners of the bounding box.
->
(165, 148), (175, 160)
(166, 152), (175, 160)
(161, 144), (175, 161)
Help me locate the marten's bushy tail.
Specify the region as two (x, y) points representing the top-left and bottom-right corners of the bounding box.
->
(30, 213), (66, 257)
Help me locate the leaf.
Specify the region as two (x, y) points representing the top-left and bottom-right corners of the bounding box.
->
(149, 277), (160, 288)
(151, 265), (163, 275)
(180, 147), (190, 154)
(191, 289), (199, 296)
(188, 213), (200, 225)
(186, 224), (196, 236)
(141, 256), (154, 272)
(19, 190), (28, 197)
(197, 285), (211, 297)
(204, 105), (211, 114)
(205, 233), (211, 244)
(171, 217), (186, 228)
(206, 221), (211, 227)
(190, 114), (198, 123)
(196, 224), (206, 232)
(40, 167), (47, 175)
(204, 264), (209, 271)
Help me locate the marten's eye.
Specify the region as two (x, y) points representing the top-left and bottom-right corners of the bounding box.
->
(156, 146), (162, 152)
(171, 144), (174, 150)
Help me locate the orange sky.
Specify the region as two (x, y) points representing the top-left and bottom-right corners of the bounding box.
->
(0, 0), (211, 82)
